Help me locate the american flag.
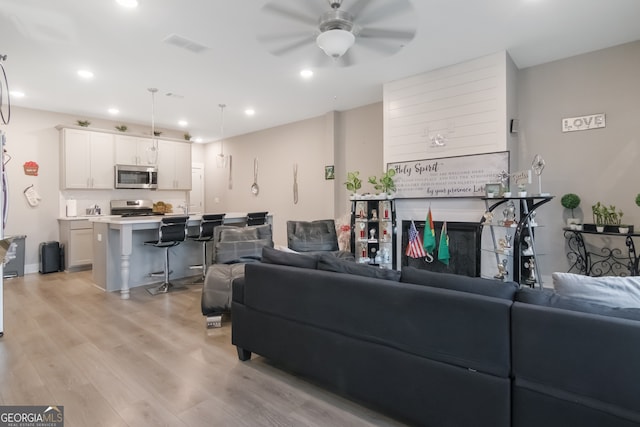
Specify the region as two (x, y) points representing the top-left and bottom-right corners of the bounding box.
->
(406, 220), (427, 258)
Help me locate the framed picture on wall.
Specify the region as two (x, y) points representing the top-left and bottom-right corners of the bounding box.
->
(325, 165), (335, 180)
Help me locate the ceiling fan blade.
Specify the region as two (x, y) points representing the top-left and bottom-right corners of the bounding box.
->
(262, 3), (318, 27)
(346, 0), (373, 18)
(357, 27), (415, 41)
(269, 34), (316, 56)
(355, 0), (413, 26)
(257, 31), (315, 43)
(353, 37), (400, 55)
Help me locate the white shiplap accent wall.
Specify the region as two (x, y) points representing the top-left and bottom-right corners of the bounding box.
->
(383, 51), (512, 165)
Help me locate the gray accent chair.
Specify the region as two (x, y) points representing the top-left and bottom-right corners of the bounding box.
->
(287, 219), (354, 259)
(201, 224), (273, 323)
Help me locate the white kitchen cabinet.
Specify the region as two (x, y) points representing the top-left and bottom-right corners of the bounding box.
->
(157, 139), (192, 190)
(58, 219), (93, 270)
(60, 128), (114, 189)
(114, 135), (157, 166)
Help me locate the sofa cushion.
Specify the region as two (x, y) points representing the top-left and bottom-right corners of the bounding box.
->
(317, 254), (401, 281)
(261, 246), (319, 270)
(287, 220), (339, 252)
(552, 272), (640, 308)
(219, 227), (259, 241)
(517, 287), (640, 321)
(215, 239), (273, 264)
(400, 267), (518, 300)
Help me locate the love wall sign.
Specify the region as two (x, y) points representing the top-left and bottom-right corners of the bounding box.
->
(388, 151), (509, 199)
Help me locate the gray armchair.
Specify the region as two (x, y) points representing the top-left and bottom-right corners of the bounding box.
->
(201, 224), (273, 326)
(287, 220), (354, 259)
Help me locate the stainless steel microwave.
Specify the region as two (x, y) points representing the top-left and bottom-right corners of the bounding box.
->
(114, 164), (158, 189)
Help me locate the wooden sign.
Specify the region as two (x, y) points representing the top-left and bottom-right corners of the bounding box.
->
(511, 170), (532, 185)
(562, 113), (605, 132)
(388, 152), (509, 199)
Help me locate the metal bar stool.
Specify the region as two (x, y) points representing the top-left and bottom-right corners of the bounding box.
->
(188, 213), (225, 282)
(144, 215), (189, 295)
(246, 211), (268, 226)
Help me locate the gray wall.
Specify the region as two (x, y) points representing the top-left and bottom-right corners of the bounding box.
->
(517, 40), (640, 275)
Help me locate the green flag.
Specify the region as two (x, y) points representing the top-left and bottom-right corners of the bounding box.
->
(423, 208), (436, 254)
(438, 222), (450, 265)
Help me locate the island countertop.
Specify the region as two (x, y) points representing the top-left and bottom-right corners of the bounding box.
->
(90, 212), (270, 299)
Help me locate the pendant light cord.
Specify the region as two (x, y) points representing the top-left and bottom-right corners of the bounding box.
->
(219, 103), (226, 157)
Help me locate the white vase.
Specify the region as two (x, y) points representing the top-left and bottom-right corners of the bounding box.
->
(619, 226), (629, 234)
(596, 226), (605, 232)
(518, 191), (527, 197)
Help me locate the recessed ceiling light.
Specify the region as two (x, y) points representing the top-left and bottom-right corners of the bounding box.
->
(116, 0), (138, 8)
(77, 69), (94, 79)
(193, 137), (203, 143)
(178, 120), (188, 127)
(245, 109), (255, 116)
(10, 91), (25, 98)
(300, 69), (313, 79)
(108, 108), (119, 115)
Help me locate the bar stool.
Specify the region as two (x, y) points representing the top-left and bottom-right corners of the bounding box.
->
(188, 213), (225, 282)
(144, 215), (189, 295)
(246, 211), (268, 226)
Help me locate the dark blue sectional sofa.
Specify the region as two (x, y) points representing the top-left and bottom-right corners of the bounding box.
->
(231, 249), (640, 427)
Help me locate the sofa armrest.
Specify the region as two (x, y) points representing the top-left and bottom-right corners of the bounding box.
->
(232, 276), (245, 304)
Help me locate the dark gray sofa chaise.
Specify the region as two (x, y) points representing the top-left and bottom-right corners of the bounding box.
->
(231, 250), (640, 427)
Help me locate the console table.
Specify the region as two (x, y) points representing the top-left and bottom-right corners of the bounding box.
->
(563, 227), (640, 276)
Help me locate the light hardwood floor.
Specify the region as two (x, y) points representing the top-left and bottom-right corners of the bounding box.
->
(0, 271), (407, 427)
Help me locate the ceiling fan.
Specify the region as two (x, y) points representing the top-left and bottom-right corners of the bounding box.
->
(257, 0), (417, 67)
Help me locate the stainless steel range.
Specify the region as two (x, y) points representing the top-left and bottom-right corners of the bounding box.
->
(110, 199), (162, 217)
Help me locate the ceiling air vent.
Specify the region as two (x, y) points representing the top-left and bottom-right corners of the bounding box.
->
(163, 34), (209, 54)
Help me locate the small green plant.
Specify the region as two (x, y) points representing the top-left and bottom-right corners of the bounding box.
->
(592, 202), (623, 226)
(153, 130), (162, 136)
(636, 193), (640, 207)
(560, 193), (581, 217)
(368, 169), (397, 194)
(344, 171), (362, 193)
(115, 125), (128, 132)
(184, 132), (192, 141)
(76, 120), (90, 127)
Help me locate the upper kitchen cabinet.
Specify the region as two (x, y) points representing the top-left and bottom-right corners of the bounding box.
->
(114, 135), (157, 166)
(157, 139), (192, 190)
(60, 128), (114, 189)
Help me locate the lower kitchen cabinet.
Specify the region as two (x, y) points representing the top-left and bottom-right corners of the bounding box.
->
(58, 219), (93, 270)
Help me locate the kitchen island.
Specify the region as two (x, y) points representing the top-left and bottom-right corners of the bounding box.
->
(90, 213), (257, 299)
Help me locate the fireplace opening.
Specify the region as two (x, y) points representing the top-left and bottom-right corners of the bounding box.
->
(401, 220), (482, 277)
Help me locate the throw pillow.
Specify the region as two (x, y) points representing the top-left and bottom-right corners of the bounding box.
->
(317, 254), (401, 281)
(400, 266), (518, 300)
(552, 272), (640, 308)
(517, 287), (640, 322)
(261, 246), (319, 269)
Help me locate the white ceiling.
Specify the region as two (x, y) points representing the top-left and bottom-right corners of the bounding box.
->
(2, 0), (640, 143)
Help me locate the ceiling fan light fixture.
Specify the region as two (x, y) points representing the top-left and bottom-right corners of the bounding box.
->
(316, 29), (355, 58)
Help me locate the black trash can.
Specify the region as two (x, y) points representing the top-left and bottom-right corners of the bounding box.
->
(39, 241), (63, 274)
(3, 235), (26, 278)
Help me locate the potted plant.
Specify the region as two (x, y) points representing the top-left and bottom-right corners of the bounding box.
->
(368, 169), (396, 197)
(592, 202), (606, 232)
(560, 193), (581, 228)
(517, 183), (527, 197)
(636, 193), (640, 208)
(115, 125), (128, 132)
(344, 171), (362, 198)
(76, 120), (90, 127)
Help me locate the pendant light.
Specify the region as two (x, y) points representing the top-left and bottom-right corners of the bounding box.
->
(217, 103), (227, 168)
(147, 87), (159, 164)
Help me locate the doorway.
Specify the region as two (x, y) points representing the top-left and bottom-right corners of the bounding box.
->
(190, 163), (204, 214)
